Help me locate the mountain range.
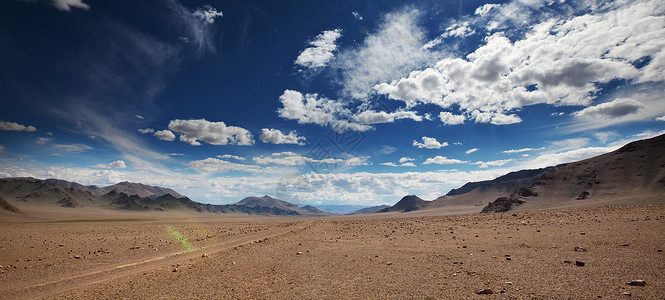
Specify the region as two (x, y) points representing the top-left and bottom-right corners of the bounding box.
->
(380, 133), (665, 213)
(2, 134), (664, 218)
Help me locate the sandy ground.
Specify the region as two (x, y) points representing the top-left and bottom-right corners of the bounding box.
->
(1, 204), (664, 299)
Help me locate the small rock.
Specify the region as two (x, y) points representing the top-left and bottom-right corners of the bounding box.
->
(575, 261), (585, 267)
(657, 249), (662, 253)
(201, 254), (208, 258)
(505, 281), (513, 285)
(563, 260), (572, 264)
(476, 288), (494, 295)
(296, 251), (303, 255)
(506, 257), (512, 261)
(621, 244), (630, 247)
(231, 261), (236, 265)
(622, 291), (631, 296)
(172, 268), (178, 272)
(574, 246), (587, 252)
(626, 280), (646, 286)
(74, 255), (81, 259)
(386, 261), (393, 265)
(580, 232), (586, 235)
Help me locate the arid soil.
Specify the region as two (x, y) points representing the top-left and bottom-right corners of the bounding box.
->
(2, 204), (664, 299)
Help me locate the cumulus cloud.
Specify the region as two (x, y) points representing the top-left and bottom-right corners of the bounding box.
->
(574, 98), (645, 119)
(154, 130), (176, 141)
(259, 128), (306, 145)
(168, 119), (254, 146)
(471, 159), (513, 168)
(423, 156), (467, 165)
(374, 0), (665, 126)
(399, 157), (414, 163)
(381, 162), (416, 167)
(51, 0), (89, 12)
(93, 160), (127, 169)
(439, 112), (465, 125)
(295, 29), (342, 69)
(657, 116), (665, 121)
(138, 128), (155, 134)
(413, 136), (448, 149)
(277, 89), (371, 133)
(0, 121), (37, 132)
(354, 109), (423, 124)
(352, 11), (363, 20)
(193, 5), (223, 24)
(423, 21), (476, 49)
(218, 154), (246, 161)
(334, 8), (434, 99)
(466, 148), (478, 154)
(189, 158), (261, 174)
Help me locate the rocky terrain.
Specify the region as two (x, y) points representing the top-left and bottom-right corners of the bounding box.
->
(1, 204), (663, 299)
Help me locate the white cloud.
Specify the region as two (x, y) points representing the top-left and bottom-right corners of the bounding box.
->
(167, 153), (184, 156)
(374, 0), (665, 126)
(380, 162), (416, 167)
(354, 109), (423, 124)
(334, 8), (434, 99)
(253, 152), (343, 167)
(168, 119), (254, 146)
(93, 160), (127, 169)
(502, 147), (544, 154)
(52, 143), (92, 153)
(593, 131), (620, 143)
(218, 154), (246, 161)
(379, 145), (397, 155)
(46, 132), (53, 136)
(657, 116), (665, 121)
(574, 98), (645, 119)
(138, 128), (154, 134)
(475, 3), (500, 16)
(413, 136), (448, 149)
(35, 137), (52, 145)
(398, 157), (414, 163)
(154, 130), (176, 141)
(423, 156), (467, 165)
(466, 148), (478, 154)
(295, 29), (342, 69)
(51, 0), (89, 12)
(277, 89), (371, 133)
(439, 112), (465, 125)
(193, 5), (223, 24)
(352, 11), (363, 20)
(471, 159), (513, 168)
(424, 21), (476, 49)
(0, 121), (37, 132)
(259, 128), (306, 145)
(189, 158), (261, 174)
(134, 114), (144, 120)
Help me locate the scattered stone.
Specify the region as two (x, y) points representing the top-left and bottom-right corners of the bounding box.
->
(296, 251), (303, 255)
(386, 261), (393, 265)
(476, 288), (494, 295)
(623, 291), (631, 296)
(505, 281), (513, 285)
(575, 261), (585, 267)
(563, 260), (572, 264)
(74, 255), (81, 259)
(574, 246), (587, 252)
(201, 254), (208, 258)
(580, 232), (586, 235)
(172, 267), (178, 272)
(627, 280), (646, 286)
(621, 244), (630, 247)
(657, 249), (662, 253)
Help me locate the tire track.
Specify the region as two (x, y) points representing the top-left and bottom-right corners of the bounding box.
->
(7, 224), (305, 299)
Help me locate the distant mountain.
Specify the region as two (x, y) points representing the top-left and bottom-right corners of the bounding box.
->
(445, 168), (551, 196)
(348, 205), (391, 215)
(232, 196), (332, 216)
(0, 178), (333, 217)
(379, 195), (429, 212)
(92, 181), (184, 198)
(313, 205), (368, 214)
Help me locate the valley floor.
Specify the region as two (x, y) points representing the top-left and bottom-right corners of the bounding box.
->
(1, 204), (664, 299)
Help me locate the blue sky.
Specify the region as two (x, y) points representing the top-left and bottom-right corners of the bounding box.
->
(1, 0), (664, 206)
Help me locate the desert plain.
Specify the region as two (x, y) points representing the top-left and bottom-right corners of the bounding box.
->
(2, 203), (664, 299)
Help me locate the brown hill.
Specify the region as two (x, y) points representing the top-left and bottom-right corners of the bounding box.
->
(92, 181), (184, 198)
(380, 195), (429, 212)
(0, 196), (22, 213)
(233, 196), (333, 215)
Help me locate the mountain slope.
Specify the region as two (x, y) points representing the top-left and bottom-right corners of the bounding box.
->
(92, 181), (184, 198)
(379, 195), (429, 212)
